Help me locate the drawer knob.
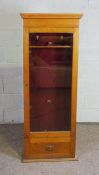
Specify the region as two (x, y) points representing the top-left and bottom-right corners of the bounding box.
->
(46, 144), (54, 151)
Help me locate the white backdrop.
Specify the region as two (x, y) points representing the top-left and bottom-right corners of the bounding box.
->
(0, 0), (99, 123)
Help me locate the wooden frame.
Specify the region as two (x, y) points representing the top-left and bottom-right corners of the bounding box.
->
(21, 13), (82, 161)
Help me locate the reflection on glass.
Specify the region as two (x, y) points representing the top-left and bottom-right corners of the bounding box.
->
(29, 33), (73, 132)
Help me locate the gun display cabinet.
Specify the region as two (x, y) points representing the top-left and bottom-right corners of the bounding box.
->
(21, 13), (82, 161)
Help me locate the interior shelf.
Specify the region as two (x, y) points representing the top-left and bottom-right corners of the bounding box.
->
(29, 45), (72, 49)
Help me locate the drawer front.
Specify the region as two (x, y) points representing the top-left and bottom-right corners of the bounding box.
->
(30, 142), (71, 158)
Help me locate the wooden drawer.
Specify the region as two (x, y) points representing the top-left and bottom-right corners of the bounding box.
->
(30, 142), (71, 159)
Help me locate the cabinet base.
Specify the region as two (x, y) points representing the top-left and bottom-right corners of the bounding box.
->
(22, 156), (78, 163)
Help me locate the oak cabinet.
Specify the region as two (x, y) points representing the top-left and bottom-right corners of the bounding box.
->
(21, 13), (82, 161)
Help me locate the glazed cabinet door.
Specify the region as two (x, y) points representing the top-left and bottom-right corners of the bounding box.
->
(25, 30), (76, 159)
(29, 32), (73, 132)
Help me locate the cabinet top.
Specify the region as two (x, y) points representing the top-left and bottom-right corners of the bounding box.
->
(20, 13), (83, 19)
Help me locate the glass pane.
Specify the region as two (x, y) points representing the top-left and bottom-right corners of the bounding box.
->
(29, 33), (73, 132)
(29, 33), (73, 46)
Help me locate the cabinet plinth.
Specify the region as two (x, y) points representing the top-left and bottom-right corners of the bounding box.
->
(21, 13), (82, 161)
